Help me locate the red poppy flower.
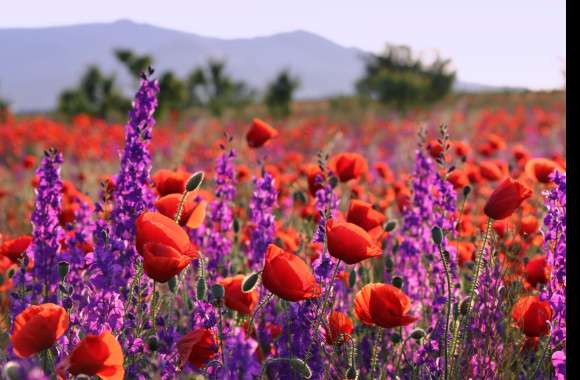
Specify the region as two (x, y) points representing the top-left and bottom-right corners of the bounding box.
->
(520, 215), (539, 235)
(326, 219), (382, 264)
(447, 169), (469, 190)
(246, 118), (278, 148)
(0, 235), (32, 264)
(152, 169), (191, 196)
(262, 244), (321, 301)
(483, 177), (532, 220)
(329, 152), (368, 182)
(479, 160), (506, 182)
(324, 311), (353, 346)
(426, 140), (444, 159)
(525, 158), (564, 184)
(56, 331), (124, 380)
(354, 283), (418, 328)
(525, 256), (550, 288)
(11, 303), (69, 358)
(302, 163), (325, 196)
(154, 193), (207, 229)
(177, 328), (219, 369)
(135, 212), (196, 282)
(511, 295), (553, 337)
(456, 241), (476, 267)
(218, 274), (259, 316)
(374, 162), (394, 183)
(492, 220), (508, 238)
(346, 200), (385, 234)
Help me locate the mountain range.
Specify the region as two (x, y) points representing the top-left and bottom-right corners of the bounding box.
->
(0, 19), (525, 112)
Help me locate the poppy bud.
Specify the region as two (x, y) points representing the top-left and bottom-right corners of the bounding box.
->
(2, 361), (21, 380)
(186, 171), (204, 192)
(58, 261), (70, 281)
(391, 333), (402, 344)
(242, 272), (261, 293)
(411, 328), (426, 340)
(289, 358), (312, 379)
(345, 366), (358, 379)
(385, 221), (397, 232)
(246, 118), (278, 148)
(211, 284), (225, 300)
(349, 269), (357, 288)
(463, 185), (472, 198)
(431, 226), (443, 245)
(460, 299), (469, 315)
(392, 276), (404, 289)
(197, 278), (207, 300)
(168, 276), (177, 293)
(148, 336), (159, 352)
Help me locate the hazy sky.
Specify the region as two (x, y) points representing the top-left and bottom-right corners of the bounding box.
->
(1, 1), (565, 89)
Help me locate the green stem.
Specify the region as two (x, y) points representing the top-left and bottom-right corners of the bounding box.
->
(437, 243), (452, 380)
(394, 336), (411, 377)
(304, 259), (341, 362)
(247, 292), (274, 336)
(151, 281), (158, 333)
(174, 190), (190, 223)
(449, 218), (492, 376)
(370, 327), (384, 377)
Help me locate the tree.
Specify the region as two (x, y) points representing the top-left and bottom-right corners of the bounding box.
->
(114, 49), (154, 81)
(58, 66), (130, 119)
(264, 70), (300, 118)
(157, 71), (188, 119)
(356, 44), (455, 109)
(186, 60), (255, 116)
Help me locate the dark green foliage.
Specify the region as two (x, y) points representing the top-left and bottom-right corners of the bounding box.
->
(264, 70), (300, 118)
(186, 60), (255, 116)
(356, 44), (455, 109)
(114, 49), (154, 81)
(57, 66), (130, 120)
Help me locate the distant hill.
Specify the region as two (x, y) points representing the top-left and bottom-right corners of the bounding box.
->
(0, 19), (524, 112)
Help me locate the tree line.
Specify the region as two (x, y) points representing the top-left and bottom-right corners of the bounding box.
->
(54, 44), (455, 120)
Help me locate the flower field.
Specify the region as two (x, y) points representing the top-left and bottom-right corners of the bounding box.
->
(0, 75), (566, 379)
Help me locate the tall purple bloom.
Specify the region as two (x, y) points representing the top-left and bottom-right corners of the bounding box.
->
(541, 171), (566, 379)
(11, 148), (64, 317)
(248, 171), (278, 269)
(200, 147), (237, 277)
(110, 76), (159, 282)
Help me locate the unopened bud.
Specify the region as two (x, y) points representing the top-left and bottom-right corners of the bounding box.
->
(196, 278), (207, 300)
(58, 261), (70, 281)
(463, 185), (472, 198)
(385, 221), (397, 232)
(391, 333), (402, 344)
(2, 361), (22, 380)
(148, 336), (159, 352)
(410, 328), (426, 340)
(242, 272), (261, 293)
(289, 358), (312, 379)
(431, 226), (443, 246)
(345, 366), (358, 379)
(186, 171), (204, 192)
(168, 276), (177, 294)
(211, 284), (225, 300)
(392, 276), (404, 289)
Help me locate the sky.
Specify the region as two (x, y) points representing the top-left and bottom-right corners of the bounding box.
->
(0, 0), (566, 89)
